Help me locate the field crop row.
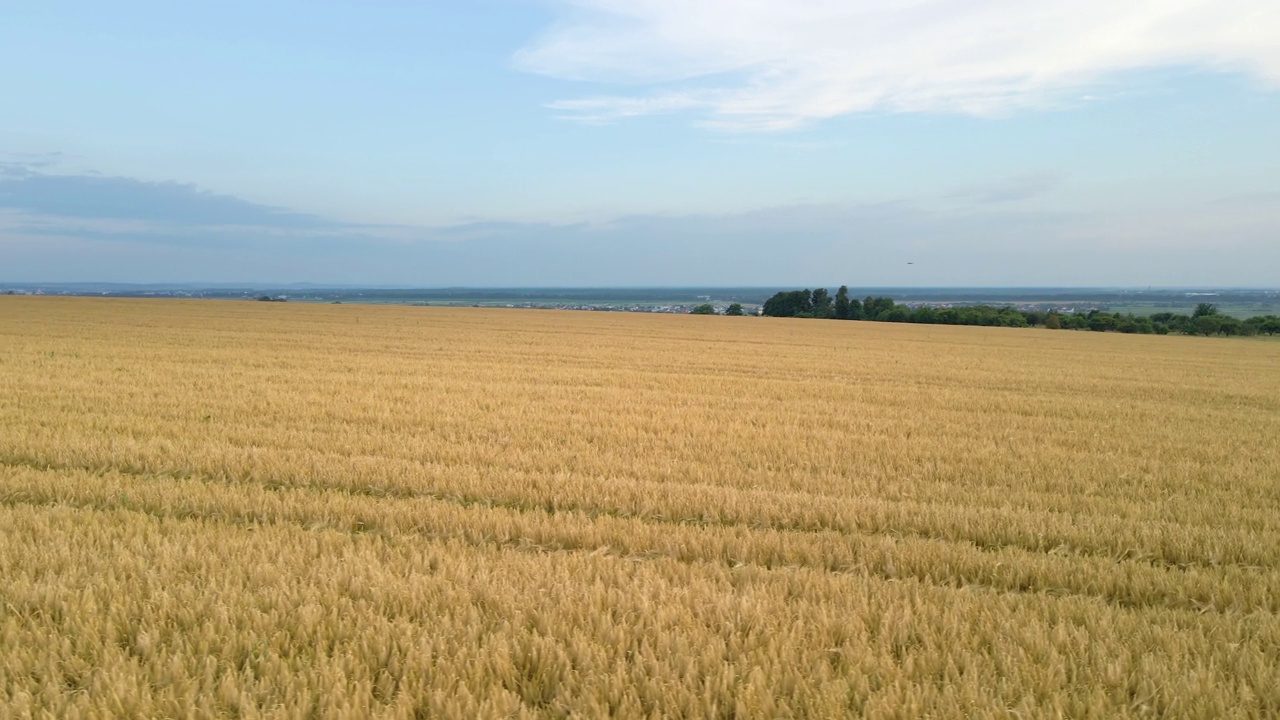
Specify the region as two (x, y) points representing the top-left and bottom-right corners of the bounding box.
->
(1, 297), (1278, 718)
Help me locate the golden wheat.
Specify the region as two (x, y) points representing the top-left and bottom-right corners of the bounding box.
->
(1, 296), (1278, 718)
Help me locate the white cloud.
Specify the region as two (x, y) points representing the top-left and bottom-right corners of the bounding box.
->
(517, 0), (1280, 129)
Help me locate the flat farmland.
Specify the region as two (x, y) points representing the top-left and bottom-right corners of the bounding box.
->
(1, 297), (1278, 719)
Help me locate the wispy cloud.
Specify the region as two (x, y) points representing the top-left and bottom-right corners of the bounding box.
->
(948, 172), (1064, 204)
(4, 158), (1277, 286)
(0, 152), (65, 178)
(9, 196), (1279, 286)
(0, 169), (326, 227)
(517, 1), (1280, 129)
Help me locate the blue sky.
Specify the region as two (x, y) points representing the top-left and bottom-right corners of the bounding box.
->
(2, 0), (1278, 286)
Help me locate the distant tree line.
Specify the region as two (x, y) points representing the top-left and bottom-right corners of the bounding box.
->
(761, 288), (1280, 337)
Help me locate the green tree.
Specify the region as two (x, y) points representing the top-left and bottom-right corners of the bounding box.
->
(1192, 315), (1222, 336)
(1167, 315), (1193, 334)
(911, 306), (938, 324)
(863, 297), (895, 320)
(883, 305), (912, 322)
(690, 303), (716, 315)
(1216, 316), (1242, 336)
(1193, 302), (1219, 318)
(1088, 313), (1118, 332)
(725, 303), (744, 316)
(833, 286), (851, 320)
(811, 288), (833, 318)
(999, 309), (1029, 327)
(1063, 314), (1089, 330)
(761, 290), (813, 317)
(1044, 313), (1062, 330)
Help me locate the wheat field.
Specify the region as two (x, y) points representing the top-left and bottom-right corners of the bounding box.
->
(1, 296), (1278, 719)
